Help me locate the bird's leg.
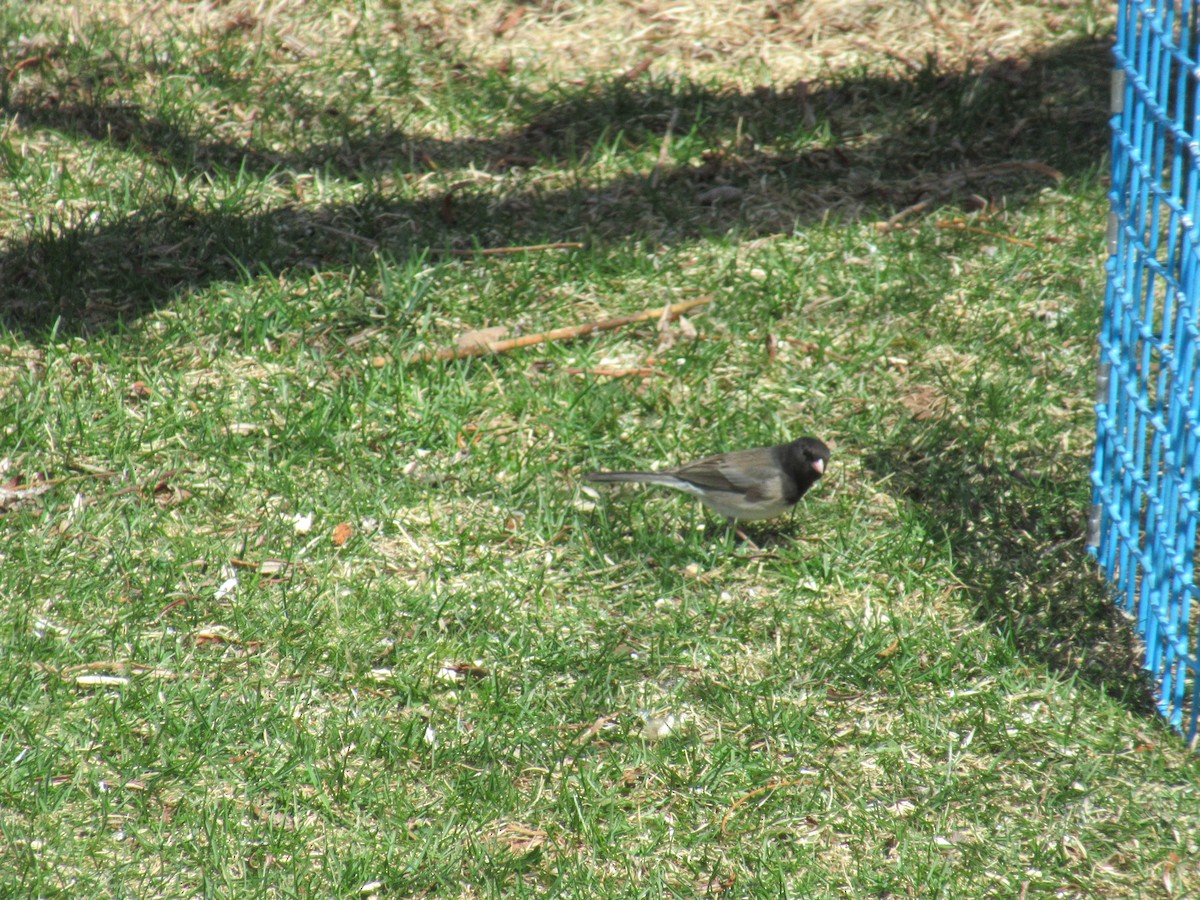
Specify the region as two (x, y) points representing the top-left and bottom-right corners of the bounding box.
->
(733, 525), (761, 551)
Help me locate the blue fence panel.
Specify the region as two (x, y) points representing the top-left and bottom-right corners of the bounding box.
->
(1091, 0), (1200, 746)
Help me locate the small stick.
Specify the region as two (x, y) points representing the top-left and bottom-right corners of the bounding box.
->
(934, 221), (1040, 249)
(877, 161), (1063, 232)
(8, 57), (45, 79)
(878, 197), (933, 231)
(564, 366), (659, 378)
(107, 468), (184, 499)
(63, 460), (117, 477)
(650, 108), (680, 188)
(882, 218), (1041, 250)
(720, 776), (813, 836)
(618, 58), (653, 82)
(436, 242), (583, 257)
(572, 713), (621, 745)
(412, 295), (713, 363)
(154, 595), (198, 622)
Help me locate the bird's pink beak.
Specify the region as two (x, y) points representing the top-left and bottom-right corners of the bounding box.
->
(813, 458), (825, 474)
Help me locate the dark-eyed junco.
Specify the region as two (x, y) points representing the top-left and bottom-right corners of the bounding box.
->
(584, 436), (830, 521)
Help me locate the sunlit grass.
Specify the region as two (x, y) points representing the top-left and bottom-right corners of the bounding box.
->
(2, 2), (1198, 897)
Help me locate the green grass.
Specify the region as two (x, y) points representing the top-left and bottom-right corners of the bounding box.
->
(2, 2), (1199, 897)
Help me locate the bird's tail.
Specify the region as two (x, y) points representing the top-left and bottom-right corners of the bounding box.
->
(583, 471), (681, 487)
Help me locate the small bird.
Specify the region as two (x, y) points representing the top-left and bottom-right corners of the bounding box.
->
(584, 436), (830, 522)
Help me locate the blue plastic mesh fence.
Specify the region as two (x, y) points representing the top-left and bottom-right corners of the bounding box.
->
(1090, 0), (1200, 745)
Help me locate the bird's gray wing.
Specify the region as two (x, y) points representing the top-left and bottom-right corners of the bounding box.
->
(674, 450), (779, 498)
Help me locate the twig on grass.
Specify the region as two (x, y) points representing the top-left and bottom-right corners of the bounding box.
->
(877, 161), (1064, 232)
(879, 197), (934, 231)
(933, 220), (1042, 249)
(155, 595), (198, 622)
(564, 365), (660, 378)
(720, 776), (815, 836)
(106, 468), (184, 500)
(881, 217), (1042, 249)
(437, 242), (584, 257)
(650, 108), (681, 189)
(63, 460), (118, 477)
(411, 296), (713, 363)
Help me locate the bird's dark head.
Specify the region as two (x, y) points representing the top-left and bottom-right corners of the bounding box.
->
(782, 434), (830, 489)
(791, 436), (830, 477)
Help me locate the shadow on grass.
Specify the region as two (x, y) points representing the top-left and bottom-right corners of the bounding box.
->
(1, 36), (1111, 338)
(864, 417), (1161, 722)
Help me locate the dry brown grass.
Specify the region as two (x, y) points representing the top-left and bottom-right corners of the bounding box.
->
(17, 0), (1105, 88)
(9, 4), (1199, 899)
(395, 0), (1103, 86)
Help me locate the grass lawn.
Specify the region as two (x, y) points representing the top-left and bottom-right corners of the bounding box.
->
(2, 1), (1199, 896)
